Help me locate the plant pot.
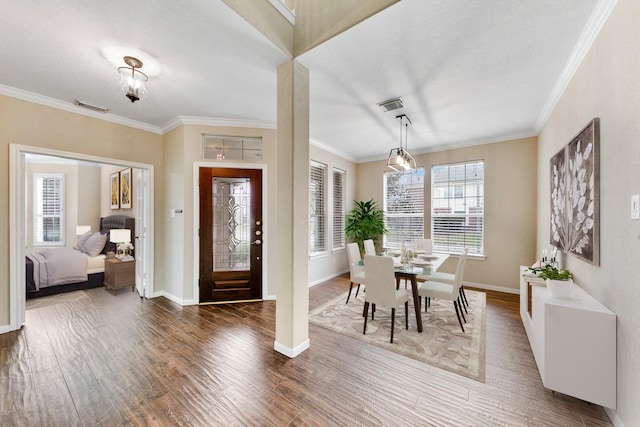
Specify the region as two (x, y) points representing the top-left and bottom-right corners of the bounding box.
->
(546, 278), (573, 299)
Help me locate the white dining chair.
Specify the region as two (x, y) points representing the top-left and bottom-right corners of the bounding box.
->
(412, 238), (432, 254)
(346, 242), (366, 304)
(420, 248), (469, 313)
(363, 239), (376, 256)
(362, 255), (409, 343)
(417, 248), (467, 332)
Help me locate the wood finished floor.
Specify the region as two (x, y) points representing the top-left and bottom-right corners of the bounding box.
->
(1, 275), (612, 426)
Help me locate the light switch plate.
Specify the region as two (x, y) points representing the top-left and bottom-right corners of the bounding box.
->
(631, 195), (640, 220)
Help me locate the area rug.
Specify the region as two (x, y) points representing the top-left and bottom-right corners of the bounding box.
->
(26, 290), (89, 310)
(309, 288), (486, 382)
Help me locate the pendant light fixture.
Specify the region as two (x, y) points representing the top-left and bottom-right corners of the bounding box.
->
(118, 56), (148, 103)
(387, 114), (416, 172)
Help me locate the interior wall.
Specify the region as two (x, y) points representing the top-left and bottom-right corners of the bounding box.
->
(77, 164), (101, 230)
(161, 123), (279, 303)
(308, 144), (357, 285)
(356, 137), (538, 291)
(536, 0), (639, 423)
(0, 95), (164, 327)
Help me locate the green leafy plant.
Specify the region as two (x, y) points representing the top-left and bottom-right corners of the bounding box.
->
(527, 265), (572, 281)
(345, 199), (387, 252)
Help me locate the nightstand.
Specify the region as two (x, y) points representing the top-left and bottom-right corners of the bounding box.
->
(104, 258), (136, 295)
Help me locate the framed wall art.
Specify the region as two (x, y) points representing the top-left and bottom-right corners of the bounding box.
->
(120, 168), (132, 209)
(110, 172), (120, 209)
(550, 118), (600, 265)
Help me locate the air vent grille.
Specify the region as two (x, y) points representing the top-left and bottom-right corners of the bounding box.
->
(73, 99), (109, 113)
(377, 97), (404, 112)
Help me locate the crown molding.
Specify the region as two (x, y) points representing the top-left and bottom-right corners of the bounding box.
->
(309, 138), (358, 163)
(161, 116), (277, 133)
(356, 129), (538, 164)
(535, 0), (619, 132)
(0, 84), (163, 134)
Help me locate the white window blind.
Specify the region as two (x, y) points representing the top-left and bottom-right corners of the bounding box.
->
(431, 160), (484, 255)
(383, 168), (425, 249)
(332, 168), (345, 250)
(309, 161), (327, 254)
(34, 173), (65, 245)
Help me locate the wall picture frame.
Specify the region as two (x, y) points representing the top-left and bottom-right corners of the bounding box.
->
(550, 118), (600, 265)
(120, 168), (132, 209)
(110, 172), (120, 209)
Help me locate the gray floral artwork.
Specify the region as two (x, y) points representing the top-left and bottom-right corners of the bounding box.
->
(550, 118), (600, 265)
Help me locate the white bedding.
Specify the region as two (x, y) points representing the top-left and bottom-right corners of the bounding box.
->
(27, 247), (105, 290)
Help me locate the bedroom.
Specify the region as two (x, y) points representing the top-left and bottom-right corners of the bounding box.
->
(21, 152), (147, 302)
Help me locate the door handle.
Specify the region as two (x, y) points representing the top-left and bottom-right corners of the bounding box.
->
(251, 239), (262, 246)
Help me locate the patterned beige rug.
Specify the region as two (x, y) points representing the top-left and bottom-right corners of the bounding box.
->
(309, 288), (486, 382)
(26, 290), (89, 310)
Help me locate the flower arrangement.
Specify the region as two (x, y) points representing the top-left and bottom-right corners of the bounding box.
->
(117, 242), (134, 258)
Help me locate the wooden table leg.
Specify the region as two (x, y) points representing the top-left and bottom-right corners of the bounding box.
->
(410, 276), (423, 332)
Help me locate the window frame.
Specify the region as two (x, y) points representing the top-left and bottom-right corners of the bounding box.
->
(33, 172), (65, 246)
(383, 168), (425, 249)
(431, 160), (484, 256)
(309, 160), (327, 255)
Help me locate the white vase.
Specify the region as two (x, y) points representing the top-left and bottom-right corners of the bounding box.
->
(546, 278), (573, 299)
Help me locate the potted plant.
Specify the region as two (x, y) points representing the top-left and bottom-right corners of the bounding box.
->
(345, 199), (387, 253)
(527, 264), (573, 299)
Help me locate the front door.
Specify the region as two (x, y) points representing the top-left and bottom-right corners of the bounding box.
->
(199, 167), (263, 303)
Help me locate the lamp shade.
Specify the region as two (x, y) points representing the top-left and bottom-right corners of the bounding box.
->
(76, 225), (91, 235)
(110, 228), (131, 244)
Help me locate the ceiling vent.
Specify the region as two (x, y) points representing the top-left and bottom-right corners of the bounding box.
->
(377, 97), (404, 112)
(73, 99), (110, 113)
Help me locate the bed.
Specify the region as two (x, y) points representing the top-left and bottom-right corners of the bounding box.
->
(26, 215), (135, 299)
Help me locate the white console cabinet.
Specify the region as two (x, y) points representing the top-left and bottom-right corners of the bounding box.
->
(519, 267), (616, 409)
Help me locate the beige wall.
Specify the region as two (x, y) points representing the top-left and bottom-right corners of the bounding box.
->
(0, 95), (164, 326)
(357, 137), (538, 291)
(308, 144), (357, 285)
(162, 123), (280, 303)
(537, 0), (639, 423)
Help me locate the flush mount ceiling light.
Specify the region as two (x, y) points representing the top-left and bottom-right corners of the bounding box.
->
(387, 114), (416, 172)
(118, 56), (148, 103)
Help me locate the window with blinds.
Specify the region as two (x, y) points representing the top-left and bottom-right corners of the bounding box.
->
(383, 168), (425, 249)
(332, 168), (345, 250)
(431, 160), (484, 255)
(34, 173), (65, 245)
(309, 161), (327, 254)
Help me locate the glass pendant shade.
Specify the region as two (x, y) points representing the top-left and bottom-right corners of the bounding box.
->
(387, 114), (416, 172)
(118, 56), (148, 103)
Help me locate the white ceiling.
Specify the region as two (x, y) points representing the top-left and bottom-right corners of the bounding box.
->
(0, 0), (609, 163)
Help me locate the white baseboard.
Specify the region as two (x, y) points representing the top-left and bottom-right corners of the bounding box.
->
(152, 290), (196, 306)
(274, 338), (310, 358)
(605, 408), (624, 427)
(0, 324), (11, 335)
(463, 280), (520, 295)
(309, 269), (349, 287)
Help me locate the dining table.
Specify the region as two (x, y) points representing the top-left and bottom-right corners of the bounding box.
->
(391, 252), (449, 333)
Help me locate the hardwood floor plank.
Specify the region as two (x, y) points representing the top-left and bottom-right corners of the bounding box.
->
(3, 276), (612, 426)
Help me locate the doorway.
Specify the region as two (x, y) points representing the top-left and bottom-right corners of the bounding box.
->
(198, 167), (263, 303)
(8, 144), (155, 331)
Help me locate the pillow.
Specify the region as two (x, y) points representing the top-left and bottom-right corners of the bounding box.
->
(83, 232), (108, 257)
(76, 230), (93, 252)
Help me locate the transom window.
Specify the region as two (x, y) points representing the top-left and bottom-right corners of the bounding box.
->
(383, 168), (425, 249)
(431, 161), (484, 255)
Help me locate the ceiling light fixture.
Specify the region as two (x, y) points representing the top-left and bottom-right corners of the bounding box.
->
(387, 114), (416, 172)
(118, 56), (148, 103)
